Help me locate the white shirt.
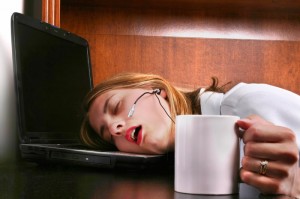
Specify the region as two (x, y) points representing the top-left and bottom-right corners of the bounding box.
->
(200, 83), (300, 150)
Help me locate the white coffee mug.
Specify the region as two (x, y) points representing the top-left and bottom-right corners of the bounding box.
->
(175, 115), (240, 195)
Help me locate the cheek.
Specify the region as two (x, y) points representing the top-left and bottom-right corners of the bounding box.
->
(139, 98), (171, 121)
(88, 113), (100, 134)
(113, 137), (141, 153)
(138, 98), (172, 138)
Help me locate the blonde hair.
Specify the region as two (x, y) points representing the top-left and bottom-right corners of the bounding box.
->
(80, 73), (194, 150)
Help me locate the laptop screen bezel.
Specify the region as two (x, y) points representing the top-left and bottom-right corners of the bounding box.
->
(11, 12), (93, 144)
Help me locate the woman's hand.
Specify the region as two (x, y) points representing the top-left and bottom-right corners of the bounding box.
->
(237, 115), (300, 198)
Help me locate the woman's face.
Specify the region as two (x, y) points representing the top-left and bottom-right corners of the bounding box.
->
(88, 88), (174, 154)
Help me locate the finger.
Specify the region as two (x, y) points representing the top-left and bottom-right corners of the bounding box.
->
(241, 156), (269, 175)
(240, 168), (283, 194)
(241, 156), (291, 179)
(243, 142), (298, 163)
(242, 123), (296, 144)
(237, 115), (272, 131)
(236, 116), (273, 140)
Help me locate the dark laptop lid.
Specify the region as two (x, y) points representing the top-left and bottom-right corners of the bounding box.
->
(11, 12), (93, 143)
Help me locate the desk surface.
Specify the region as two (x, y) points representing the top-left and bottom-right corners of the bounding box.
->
(0, 161), (279, 199)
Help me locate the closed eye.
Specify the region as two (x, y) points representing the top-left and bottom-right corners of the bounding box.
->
(113, 101), (121, 114)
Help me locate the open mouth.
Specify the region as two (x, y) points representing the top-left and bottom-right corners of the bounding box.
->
(130, 126), (141, 142)
(125, 125), (143, 145)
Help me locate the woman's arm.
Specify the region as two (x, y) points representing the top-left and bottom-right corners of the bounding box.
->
(221, 83), (300, 150)
(237, 115), (300, 198)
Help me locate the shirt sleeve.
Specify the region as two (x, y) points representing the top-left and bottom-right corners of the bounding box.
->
(221, 83), (300, 149)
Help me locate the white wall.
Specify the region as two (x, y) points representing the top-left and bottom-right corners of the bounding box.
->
(0, 1), (24, 163)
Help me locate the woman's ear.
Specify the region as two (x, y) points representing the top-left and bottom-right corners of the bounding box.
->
(159, 89), (168, 99)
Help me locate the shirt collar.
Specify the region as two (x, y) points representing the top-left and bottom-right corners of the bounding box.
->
(200, 91), (224, 115)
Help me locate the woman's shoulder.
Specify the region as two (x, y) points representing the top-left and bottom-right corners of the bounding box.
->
(225, 82), (299, 99)
(221, 82), (300, 116)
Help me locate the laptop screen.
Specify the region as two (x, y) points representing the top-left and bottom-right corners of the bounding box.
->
(12, 13), (93, 141)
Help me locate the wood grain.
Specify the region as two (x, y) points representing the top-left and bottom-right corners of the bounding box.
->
(44, 1), (300, 94)
(42, 0), (60, 26)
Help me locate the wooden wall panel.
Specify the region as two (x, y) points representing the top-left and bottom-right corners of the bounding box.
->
(60, 6), (300, 41)
(42, 0), (60, 26)
(60, 0), (300, 11)
(82, 34), (300, 93)
(45, 1), (300, 94)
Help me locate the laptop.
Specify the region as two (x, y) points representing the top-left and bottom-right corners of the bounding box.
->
(11, 12), (173, 169)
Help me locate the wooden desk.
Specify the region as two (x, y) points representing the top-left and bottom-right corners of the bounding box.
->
(0, 162), (266, 199)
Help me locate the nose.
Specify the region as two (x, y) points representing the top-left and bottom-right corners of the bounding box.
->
(108, 120), (125, 136)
